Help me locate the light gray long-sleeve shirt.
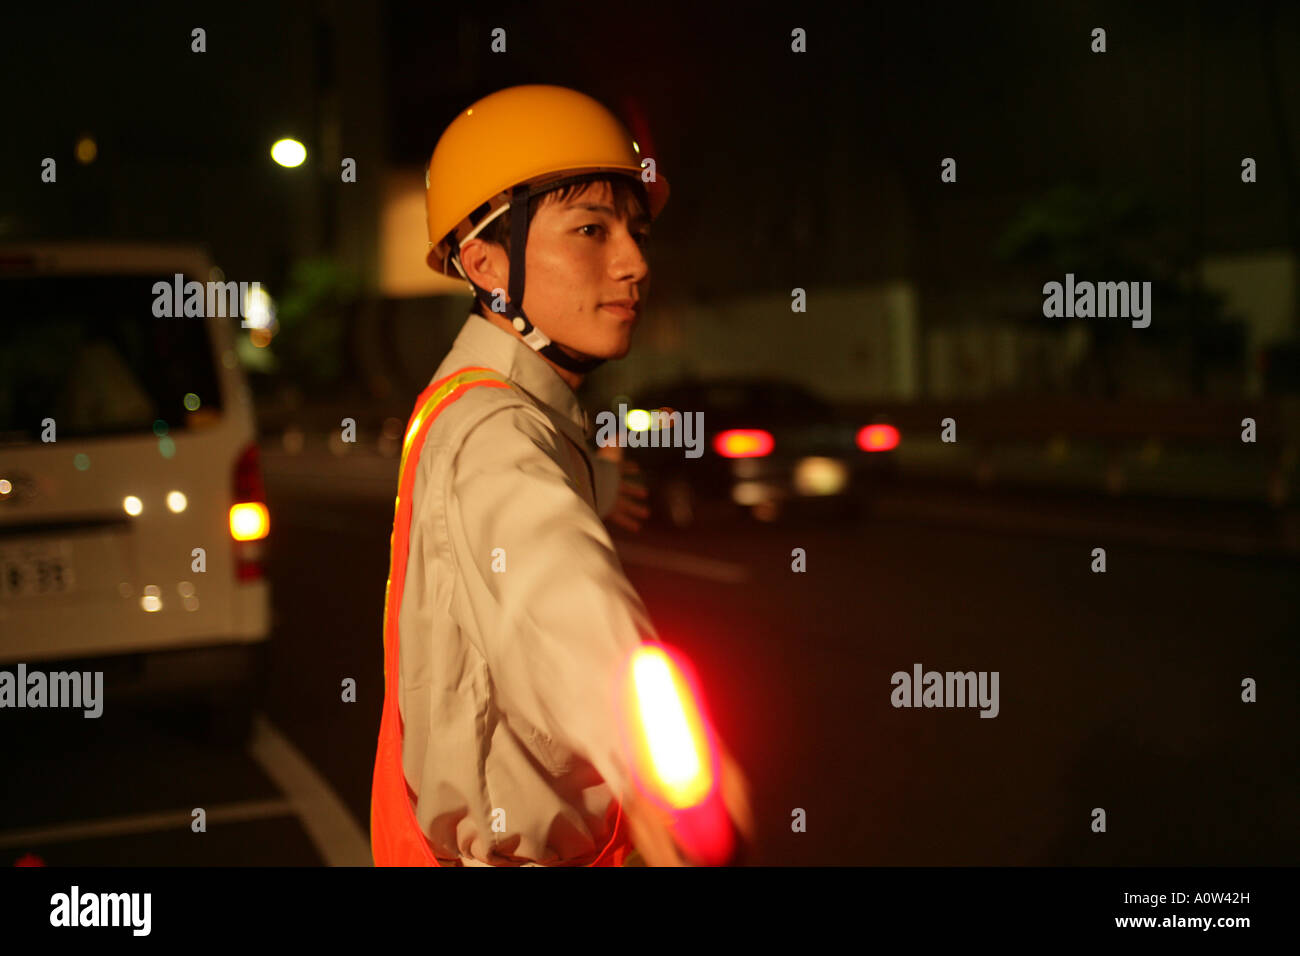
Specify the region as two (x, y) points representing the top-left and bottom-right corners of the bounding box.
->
(397, 313), (655, 866)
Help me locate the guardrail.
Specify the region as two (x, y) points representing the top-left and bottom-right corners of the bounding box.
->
(842, 398), (1300, 443)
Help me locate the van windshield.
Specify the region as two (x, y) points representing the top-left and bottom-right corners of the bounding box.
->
(0, 275), (224, 443)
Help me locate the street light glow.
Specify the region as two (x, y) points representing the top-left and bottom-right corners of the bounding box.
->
(243, 286), (276, 330)
(271, 138), (307, 168)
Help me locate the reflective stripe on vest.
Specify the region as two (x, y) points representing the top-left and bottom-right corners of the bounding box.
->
(370, 366), (631, 867)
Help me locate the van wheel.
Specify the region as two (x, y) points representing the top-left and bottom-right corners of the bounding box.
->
(199, 690), (255, 748)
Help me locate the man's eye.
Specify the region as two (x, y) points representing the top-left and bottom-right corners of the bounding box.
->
(577, 224), (650, 245)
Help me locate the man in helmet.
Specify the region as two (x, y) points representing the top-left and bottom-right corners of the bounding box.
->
(371, 85), (754, 867)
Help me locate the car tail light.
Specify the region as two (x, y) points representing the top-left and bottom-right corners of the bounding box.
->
(231, 443), (269, 581)
(713, 429), (774, 458)
(856, 424), (900, 452)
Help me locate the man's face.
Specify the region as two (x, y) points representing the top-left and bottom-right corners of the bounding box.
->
(514, 180), (652, 360)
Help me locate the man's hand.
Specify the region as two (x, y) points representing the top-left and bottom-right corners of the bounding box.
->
(595, 444), (650, 532)
(716, 738), (756, 847)
(622, 784), (689, 866)
(621, 737), (756, 866)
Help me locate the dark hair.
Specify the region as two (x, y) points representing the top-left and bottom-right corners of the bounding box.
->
(467, 173), (649, 317)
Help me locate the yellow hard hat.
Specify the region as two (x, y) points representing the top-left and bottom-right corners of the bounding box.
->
(425, 84), (670, 276)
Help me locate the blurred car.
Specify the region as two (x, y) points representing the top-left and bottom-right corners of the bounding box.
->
(617, 376), (900, 528)
(0, 243), (270, 742)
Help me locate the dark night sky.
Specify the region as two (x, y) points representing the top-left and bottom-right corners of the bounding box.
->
(3, 1), (1297, 297)
(383, 0), (1298, 300)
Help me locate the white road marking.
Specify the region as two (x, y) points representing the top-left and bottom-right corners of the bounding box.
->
(614, 542), (749, 584)
(247, 714), (373, 867)
(0, 798), (294, 849)
(0, 717), (370, 865)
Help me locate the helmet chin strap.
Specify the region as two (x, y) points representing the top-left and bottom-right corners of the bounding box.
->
(454, 183), (607, 376)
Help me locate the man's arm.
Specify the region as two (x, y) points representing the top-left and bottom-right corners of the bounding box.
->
(449, 403), (655, 799)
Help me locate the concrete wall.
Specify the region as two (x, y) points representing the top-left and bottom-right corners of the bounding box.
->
(589, 283), (920, 404)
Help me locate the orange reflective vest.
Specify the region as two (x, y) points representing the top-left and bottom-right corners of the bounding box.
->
(371, 366), (631, 867)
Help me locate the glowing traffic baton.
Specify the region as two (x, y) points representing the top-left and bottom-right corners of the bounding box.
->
(619, 641), (735, 866)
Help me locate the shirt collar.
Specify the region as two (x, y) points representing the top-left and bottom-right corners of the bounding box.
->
(448, 314), (593, 444)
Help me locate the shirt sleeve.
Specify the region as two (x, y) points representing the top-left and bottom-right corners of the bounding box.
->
(450, 403), (657, 798)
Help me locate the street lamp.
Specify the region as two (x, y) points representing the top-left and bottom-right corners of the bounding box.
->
(271, 138), (307, 168)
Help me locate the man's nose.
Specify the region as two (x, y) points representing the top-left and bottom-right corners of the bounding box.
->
(611, 230), (650, 282)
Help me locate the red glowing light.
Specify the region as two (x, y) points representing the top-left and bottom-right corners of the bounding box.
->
(620, 642), (736, 866)
(713, 429), (774, 458)
(856, 424), (900, 452)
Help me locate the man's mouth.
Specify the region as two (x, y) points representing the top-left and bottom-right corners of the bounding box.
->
(600, 300), (639, 320)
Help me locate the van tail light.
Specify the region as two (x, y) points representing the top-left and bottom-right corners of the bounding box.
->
(713, 429), (774, 458)
(231, 443), (269, 581)
(856, 424), (900, 452)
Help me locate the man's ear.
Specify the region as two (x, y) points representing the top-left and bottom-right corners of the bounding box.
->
(458, 237), (508, 298)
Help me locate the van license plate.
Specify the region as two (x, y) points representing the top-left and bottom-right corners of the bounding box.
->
(0, 542), (76, 598)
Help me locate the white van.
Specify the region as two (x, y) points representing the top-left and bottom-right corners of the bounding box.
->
(0, 243), (270, 742)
